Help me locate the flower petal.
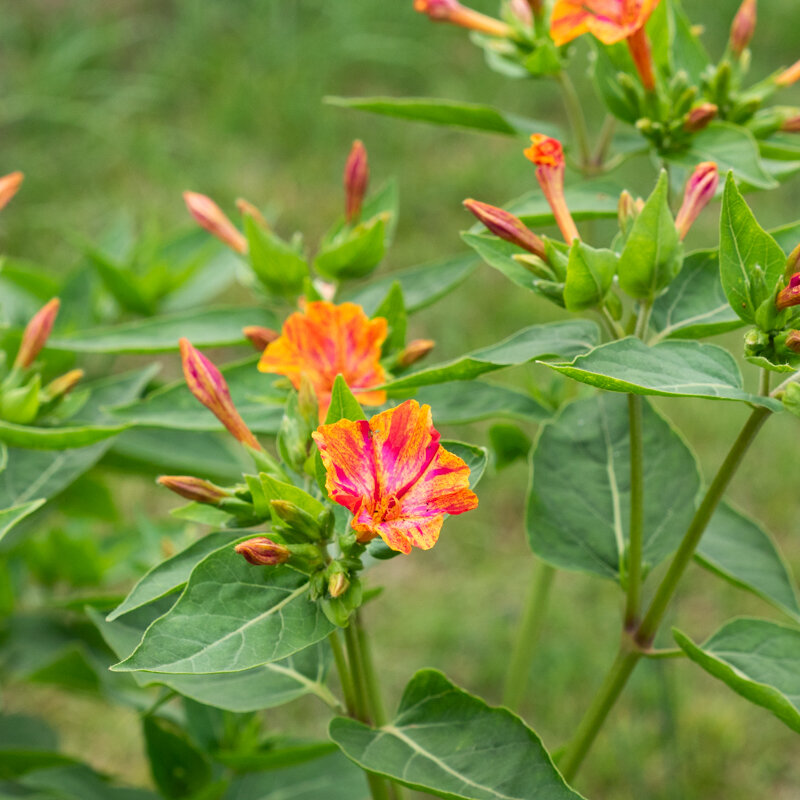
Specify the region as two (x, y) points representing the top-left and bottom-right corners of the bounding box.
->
(373, 514), (446, 555)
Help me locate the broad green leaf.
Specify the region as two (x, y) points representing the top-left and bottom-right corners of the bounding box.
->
(330, 669), (584, 800)
(526, 394), (700, 579)
(462, 232), (545, 296)
(372, 281), (406, 354)
(442, 441), (488, 489)
(417, 381), (552, 424)
(545, 338), (781, 408)
(225, 751), (368, 800)
(649, 0), (710, 84)
(696, 503), (800, 622)
(112, 548), (334, 674)
(108, 531), (243, 620)
(674, 618), (800, 734)
(89, 606), (333, 713)
(18, 763), (159, 800)
(618, 171), (682, 299)
(245, 217), (308, 300)
(344, 254), (477, 316)
(143, 717), (212, 800)
(48, 307), (278, 354)
(0, 499), (46, 545)
(382, 320), (601, 391)
(0, 714), (77, 779)
(651, 250), (743, 340)
(325, 95), (558, 138)
(0, 419), (128, 451)
(666, 123), (777, 191)
(719, 172), (786, 323)
(111, 357), (284, 434)
(564, 241), (618, 311)
(489, 423), (532, 470)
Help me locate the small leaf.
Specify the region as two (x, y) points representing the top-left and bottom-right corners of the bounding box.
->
(372, 281), (407, 354)
(564, 241), (618, 311)
(245, 216), (308, 300)
(315, 216), (386, 281)
(324, 375), (368, 424)
(442, 441), (488, 489)
(143, 716), (212, 800)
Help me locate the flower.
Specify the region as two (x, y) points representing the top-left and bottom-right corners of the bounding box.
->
(730, 0), (757, 58)
(0, 172), (24, 212)
(180, 338), (262, 449)
(15, 298), (60, 369)
(184, 191), (247, 254)
(313, 399), (478, 554)
(674, 162), (719, 240)
(551, 0), (659, 90)
(463, 199), (547, 259)
(344, 140), (369, 224)
(776, 273), (800, 311)
(258, 301), (388, 420)
(235, 537), (291, 566)
(523, 135), (580, 244)
(413, 0), (513, 38)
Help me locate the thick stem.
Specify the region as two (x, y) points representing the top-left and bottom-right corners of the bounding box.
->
(355, 611), (388, 727)
(330, 631), (358, 716)
(503, 560), (557, 710)
(556, 71), (592, 172)
(624, 394), (645, 629)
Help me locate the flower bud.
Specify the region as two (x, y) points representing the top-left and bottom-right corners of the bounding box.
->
(780, 114), (800, 133)
(413, 0), (513, 37)
(179, 338), (262, 450)
(786, 330), (800, 354)
(509, 0), (532, 26)
(674, 162), (719, 240)
(684, 103), (718, 133)
(14, 298), (60, 369)
(776, 59), (800, 87)
(776, 273), (800, 311)
(243, 325), (279, 351)
(328, 571), (350, 599)
(157, 475), (229, 505)
(183, 191), (247, 254)
(236, 198), (270, 230)
(270, 499), (323, 540)
(41, 369), (83, 403)
(730, 0), (757, 57)
(234, 537), (291, 566)
(344, 140), (369, 224)
(397, 339), (435, 368)
(0, 171), (24, 212)
(463, 199), (547, 259)
(618, 190), (639, 235)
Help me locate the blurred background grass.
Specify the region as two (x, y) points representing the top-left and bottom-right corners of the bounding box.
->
(3, 1), (800, 798)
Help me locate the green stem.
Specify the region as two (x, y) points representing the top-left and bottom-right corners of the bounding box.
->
(355, 612), (388, 726)
(330, 631), (357, 716)
(503, 560), (556, 710)
(600, 306), (626, 340)
(592, 114), (616, 169)
(624, 394), (644, 629)
(634, 300), (653, 340)
(642, 648), (685, 660)
(556, 71), (592, 172)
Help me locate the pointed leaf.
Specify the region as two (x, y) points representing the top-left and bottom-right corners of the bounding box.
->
(325, 375), (368, 423)
(245, 217), (308, 300)
(0, 499), (46, 545)
(416, 382), (553, 424)
(564, 242), (618, 311)
(0, 420), (128, 451)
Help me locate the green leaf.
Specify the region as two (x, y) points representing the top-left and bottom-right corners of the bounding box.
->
(674, 618), (800, 734)
(48, 307), (279, 354)
(618, 171), (683, 299)
(417, 381), (553, 425)
(666, 123), (777, 191)
(86, 246), (155, 316)
(0, 420), (128, 451)
(112, 548), (334, 674)
(489, 423), (532, 470)
(259, 474), (327, 519)
(382, 320), (601, 391)
(719, 172), (786, 323)
(649, 0), (710, 84)
(143, 717), (212, 800)
(564, 241), (618, 311)
(372, 281), (406, 354)
(330, 669), (583, 800)
(461, 232), (545, 296)
(651, 250), (744, 340)
(325, 95), (558, 138)
(0, 499), (46, 546)
(545, 338), (781, 408)
(315, 216), (386, 281)
(344, 254), (477, 316)
(245, 216), (308, 300)
(0, 714), (77, 779)
(696, 503), (800, 622)
(324, 375), (368, 423)
(18, 763), (160, 799)
(108, 531), (243, 621)
(592, 42), (639, 124)
(442, 441), (488, 489)
(527, 394), (700, 579)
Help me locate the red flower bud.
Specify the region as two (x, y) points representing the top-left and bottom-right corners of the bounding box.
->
(730, 0), (757, 57)
(463, 199), (547, 259)
(234, 537), (291, 566)
(157, 475), (229, 505)
(786, 330), (800, 354)
(776, 273), (800, 311)
(344, 140), (369, 224)
(243, 325), (279, 352)
(0, 172), (24, 212)
(684, 103), (718, 133)
(776, 59), (800, 88)
(413, 0), (513, 37)
(15, 298), (60, 369)
(675, 162), (719, 240)
(398, 339), (436, 368)
(184, 192), (247, 254)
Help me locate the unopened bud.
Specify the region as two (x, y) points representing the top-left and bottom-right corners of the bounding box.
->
(675, 162), (719, 240)
(235, 537), (291, 566)
(684, 103), (718, 133)
(329, 571), (350, 598)
(786, 330), (800, 354)
(243, 325), (279, 351)
(0, 172), (24, 212)
(270, 499), (323, 540)
(398, 339), (435, 368)
(179, 338), (262, 450)
(184, 191), (247, 254)
(730, 0), (757, 57)
(509, 0), (532, 26)
(463, 198), (547, 259)
(618, 190), (638, 235)
(157, 475), (229, 505)
(780, 114), (800, 133)
(512, 253), (556, 281)
(41, 369), (83, 402)
(413, 0), (513, 37)
(344, 140), (369, 224)
(15, 298), (60, 369)
(236, 198), (270, 230)
(776, 59), (800, 88)
(776, 273), (800, 311)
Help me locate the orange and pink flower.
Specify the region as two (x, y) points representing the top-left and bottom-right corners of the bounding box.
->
(313, 399), (478, 554)
(258, 301), (388, 420)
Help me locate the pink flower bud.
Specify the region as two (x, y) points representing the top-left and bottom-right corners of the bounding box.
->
(235, 537), (291, 566)
(684, 103), (718, 133)
(776, 59), (800, 87)
(786, 330), (800, 354)
(0, 172), (24, 212)
(157, 475), (229, 505)
(183, 191), (247, 254)
(413, 0), (513, 37)
(179, 338), (262, 450)
(15, 297), (60, 369)
(509, 0), (532, 26)
(344, 140), (369, 224)
(243, 325), (279, 352)
(776, 273), (800, 311)
(42, 369), (83, 402)
(398, 339), (436, 368)
(463, 199), (547, 259)
(674, 162), (719, 240)
(730, 0), (757, 57)
(236, 198), (270, 230)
